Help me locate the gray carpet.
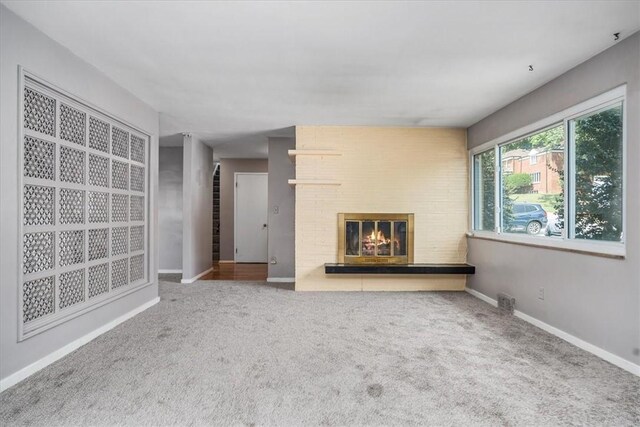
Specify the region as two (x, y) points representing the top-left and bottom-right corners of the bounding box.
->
(1, 280), (638, 426)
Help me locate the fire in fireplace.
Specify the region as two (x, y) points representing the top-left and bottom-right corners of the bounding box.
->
(338, 213), (414, 264)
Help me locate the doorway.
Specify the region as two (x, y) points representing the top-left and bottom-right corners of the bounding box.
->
(234, 172), (268, 262)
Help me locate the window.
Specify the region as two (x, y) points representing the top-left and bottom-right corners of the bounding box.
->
(499, 124), (564, 237)
(570, 103), (623, 242)
(530, 172), (541, 183)
(470, 87), (625, 255)
(472, 149), (495, 231)
(503, 159), (513, 173)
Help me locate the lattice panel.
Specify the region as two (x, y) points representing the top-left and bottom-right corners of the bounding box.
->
(20, 78), (150, 335)
(130, 135), (145, 163)
(23, 276), (55, 323)
(59, 188), (85, 224)
(111, 160), (129, 190)
(89, 228), (109, 261)
(130, 165), (145, 192)
(112, 193), (129, 223)
(88, 263), (109, 298)
(23, 232), (55, 274)
(111, 226), (128, 256)
(60, 103), (86, 146)
(130, 254), (144, 282)
(59, 268), (85, 309)
(89, 116), (109, 153)
(24, 87), (56, 137)
(60, 146), (85, 184)
(130, 226), (144, 252)
(130, 196), (144, 222)
(89, 154), (109, 187)
(112, 127), (129, 159)
(111, 258), (128, 289)
(24, 136), (55, 180)
(24, 185), (55, 226)
(59, 230), (84, 266)
(88, 191), (109, 223)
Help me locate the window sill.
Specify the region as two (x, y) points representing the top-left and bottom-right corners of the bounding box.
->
(466, 231), (625, 259)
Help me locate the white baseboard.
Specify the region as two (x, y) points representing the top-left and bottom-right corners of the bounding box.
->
(217, 260), (235, 264)
(181, 267), (213, 284)
(465, 287), (498, 307)
(0, 296), (160, 392)
(513, 309), (640, 376)
(267, 277), (295, 283)
(158, 269), (182, 274)
(465, 288), (640, 377)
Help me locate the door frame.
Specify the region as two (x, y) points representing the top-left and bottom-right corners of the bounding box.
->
(233, 172), (268, 263)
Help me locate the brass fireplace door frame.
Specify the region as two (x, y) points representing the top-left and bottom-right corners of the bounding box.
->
(338, 213), (414, 264)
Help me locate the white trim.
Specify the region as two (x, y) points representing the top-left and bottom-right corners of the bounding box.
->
(180, 267), (213, 284)
(494, 145), (501, 232)
(266, 277), (295, 283)
(465, 287), (498, 307)
(0, 296), (160, 392)
(469, 85), (626, 155)
(465, 288), (639, 377)
(567, 115), (577, 239)
(468, 150), (475, 231)
(562, 117), (570, 240)
(513, 309), (640, 376)
(468, 230), (625, 258)
(217, 260), (235, 264)
(158, 269), (182, 274)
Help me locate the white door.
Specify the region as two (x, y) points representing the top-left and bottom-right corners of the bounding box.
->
(235, 173), (268, 262)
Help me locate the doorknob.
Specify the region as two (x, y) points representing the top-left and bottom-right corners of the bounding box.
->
(263, 224), (268, 228)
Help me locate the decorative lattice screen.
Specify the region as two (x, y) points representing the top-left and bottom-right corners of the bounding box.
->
(19, 74), (149, 339)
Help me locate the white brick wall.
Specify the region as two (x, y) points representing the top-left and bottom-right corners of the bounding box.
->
(294, 126), (468, 291)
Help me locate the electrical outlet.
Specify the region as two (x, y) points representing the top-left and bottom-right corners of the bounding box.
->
(538, 287), (545, 300)
(273, 205), (279, 214)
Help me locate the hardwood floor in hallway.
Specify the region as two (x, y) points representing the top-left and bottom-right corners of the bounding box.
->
(201, 262), (268, 281)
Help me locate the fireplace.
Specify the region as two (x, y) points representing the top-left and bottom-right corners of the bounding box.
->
(338, 213), (414, 264)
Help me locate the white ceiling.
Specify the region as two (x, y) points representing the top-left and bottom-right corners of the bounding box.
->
(4, 1), (639, 154)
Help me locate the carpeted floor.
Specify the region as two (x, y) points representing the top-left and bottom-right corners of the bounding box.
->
(1, 280), (638, 426)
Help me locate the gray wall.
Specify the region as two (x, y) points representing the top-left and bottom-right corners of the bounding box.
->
(219, 158), (268, 261)
(467, 33), (640, 366)
(267, 137), (296, 279)
(182, 134), (213, 279)
(0, 6), (159, 382)
(159, 146), (183, 271)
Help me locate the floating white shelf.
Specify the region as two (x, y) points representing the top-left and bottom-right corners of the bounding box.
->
(288, 149), (341, 163)
(288, 179), (341, 186)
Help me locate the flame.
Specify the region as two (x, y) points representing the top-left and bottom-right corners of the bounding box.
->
(376, 230), (390, 245)
(364, 229), (390, 246)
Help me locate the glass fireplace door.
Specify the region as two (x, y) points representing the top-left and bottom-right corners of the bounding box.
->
(339, 214), (413, 264)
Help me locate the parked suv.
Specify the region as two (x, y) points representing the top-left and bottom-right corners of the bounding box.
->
(506, 203), (548, 235)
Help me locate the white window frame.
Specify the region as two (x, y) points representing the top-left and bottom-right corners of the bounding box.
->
(529, 154), (538, 165)
(530, 172), (541, 184)
(468, 85), (626, 258)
